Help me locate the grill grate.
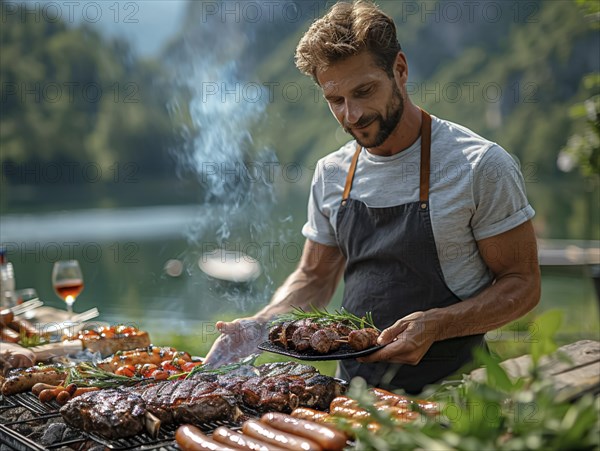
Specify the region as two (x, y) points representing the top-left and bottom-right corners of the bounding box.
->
(0, 392), (251, 450)
(0, 394), (18, 415)
(87, 420), (243, 450)
(7, 392), (61, 415)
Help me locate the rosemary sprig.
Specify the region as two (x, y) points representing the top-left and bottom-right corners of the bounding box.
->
(66, 362), (147, 388)
(271, 306), (379, 331)
(18, 331), (50, 348)
(169, 354), (259, 380)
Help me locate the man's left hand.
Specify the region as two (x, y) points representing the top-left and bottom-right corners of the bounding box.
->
(356, 311), (437, 365)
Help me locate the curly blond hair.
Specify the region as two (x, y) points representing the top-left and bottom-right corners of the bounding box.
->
(295, 0), (401, 83)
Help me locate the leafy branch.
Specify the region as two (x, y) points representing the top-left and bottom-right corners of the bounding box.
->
(169, 354), (260, 380)
(338, 310), (600, 450)
(272, 306), (379, 331)
(66, 362), (147, 388)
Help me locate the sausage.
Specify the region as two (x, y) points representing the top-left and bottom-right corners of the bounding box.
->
(175, 424), (237, 451)
(56, 390), (71, 405)
(290, 408), (331, 424)
(329, 405), (370, 421)
(415, 400), (439, 416)
(370, 388), (411, 407)
(370, 388), (438, 416)
(329, 396), (358, 410)
(0, 309), (14, 327)
(212, 426), (272, 451)
(261, 413), (347, 451)
(331, 398), (415, 423)
(8, 319), (38, 337)
(242, 419), (323, 451)
(1, 368), (66, 395)
(72, 386), (100, 398)
(39, 386), (65, 403)
(1, 326), (20, 343)
(32, 383), (59, 396)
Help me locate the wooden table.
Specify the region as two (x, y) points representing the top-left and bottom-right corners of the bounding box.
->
(469, 340), (600, 402)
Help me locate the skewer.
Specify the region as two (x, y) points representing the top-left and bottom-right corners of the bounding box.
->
(12, 298), (44, 316)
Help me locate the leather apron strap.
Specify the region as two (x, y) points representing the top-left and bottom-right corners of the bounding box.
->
(342, 109), (432, 204)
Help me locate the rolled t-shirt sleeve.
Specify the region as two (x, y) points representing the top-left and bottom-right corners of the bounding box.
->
(471, 145), (535, 241)
(302, 161), (338, 246)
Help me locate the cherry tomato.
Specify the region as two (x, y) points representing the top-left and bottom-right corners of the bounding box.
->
(161, 361), (179, 372)
(171, 358), (189, 369)
(115, 365), (136, 377)
(140, 363), (158, 378)
(151, 370), (169, 380)
(182, 362), (202, 373)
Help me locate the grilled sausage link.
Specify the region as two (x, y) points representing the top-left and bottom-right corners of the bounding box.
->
(242, 419), (323, 451)
(0, 326), (20, 343)
(290, 408), (332, 424)
(175, 424), (237, 451)
(261, 412), (347, 451)
(0, 309), (14, 327)
(1, 368), (66, 395)
(371, 387), (439, 416)
(8, 319), (38, 337)
(212, 426), (272, 451)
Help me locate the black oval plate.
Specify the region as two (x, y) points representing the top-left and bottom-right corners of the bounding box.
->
(257, 341), (383, 361)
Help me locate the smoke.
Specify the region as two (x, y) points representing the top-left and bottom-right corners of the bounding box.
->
(167, 1), (297, 310)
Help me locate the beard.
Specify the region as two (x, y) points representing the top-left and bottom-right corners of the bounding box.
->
(343, 83), (404, 149)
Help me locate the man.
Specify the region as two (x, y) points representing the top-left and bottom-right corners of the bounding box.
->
(205, 0), (540, 393)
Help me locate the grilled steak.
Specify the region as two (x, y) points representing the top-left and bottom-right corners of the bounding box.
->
(131, 377), (240, 425)
(59, 362), (346, 440)
(60, 378), (240, 440)
(60, 389), (147, 440)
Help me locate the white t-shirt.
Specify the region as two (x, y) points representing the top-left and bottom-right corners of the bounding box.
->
(302, 115), (535, 300)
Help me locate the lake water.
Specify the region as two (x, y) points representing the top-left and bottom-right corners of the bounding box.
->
(1, 206), (598, 350)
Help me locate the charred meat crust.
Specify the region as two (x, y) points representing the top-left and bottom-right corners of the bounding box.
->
(60, 389), (147, 440)
(59, 362), (346, 440)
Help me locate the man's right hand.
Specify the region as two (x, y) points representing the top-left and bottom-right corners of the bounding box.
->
(203, 240), (344, 368)
(203, 318), (268, 368)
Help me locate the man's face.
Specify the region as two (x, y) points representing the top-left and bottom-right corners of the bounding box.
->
(317, 51), (404, 149)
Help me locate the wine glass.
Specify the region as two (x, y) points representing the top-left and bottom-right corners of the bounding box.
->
(52, 260), (84, 321)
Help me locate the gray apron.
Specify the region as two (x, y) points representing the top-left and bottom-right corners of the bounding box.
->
(336, 110), (485, 393)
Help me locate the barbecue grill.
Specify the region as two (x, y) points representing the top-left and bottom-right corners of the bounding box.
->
(0, 392), (245, 450)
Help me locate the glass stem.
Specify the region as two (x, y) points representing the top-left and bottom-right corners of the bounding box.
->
(66, 299), (74, 321)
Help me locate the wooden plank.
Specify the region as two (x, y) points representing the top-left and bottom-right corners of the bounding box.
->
(469, 340), (600, 400)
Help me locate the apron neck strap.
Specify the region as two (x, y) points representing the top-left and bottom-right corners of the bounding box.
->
(342, 143), (361, 202)
(419, 109), (432, 203)
(341, 109), (432, 203)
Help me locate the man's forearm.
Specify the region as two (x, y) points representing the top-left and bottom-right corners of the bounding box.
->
(428, 270), (541, 342)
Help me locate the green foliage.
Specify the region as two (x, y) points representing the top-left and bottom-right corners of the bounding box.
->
(0, 0), (181, 210)
(255, 0), (598, 239)
(529, 309), (562, 367)
(1, 0), (598, 236)
(340, 311), (599, 450)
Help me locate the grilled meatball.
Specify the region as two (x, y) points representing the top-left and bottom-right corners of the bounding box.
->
(268, 324), (284, 347)
(348, 328), (379, 351)
(291, 326), (317, 352)
(309, 329), (340, 354)
(333, 322), (354, 337)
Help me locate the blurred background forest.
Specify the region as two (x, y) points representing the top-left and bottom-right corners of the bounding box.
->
(0, 0), (598, 360)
